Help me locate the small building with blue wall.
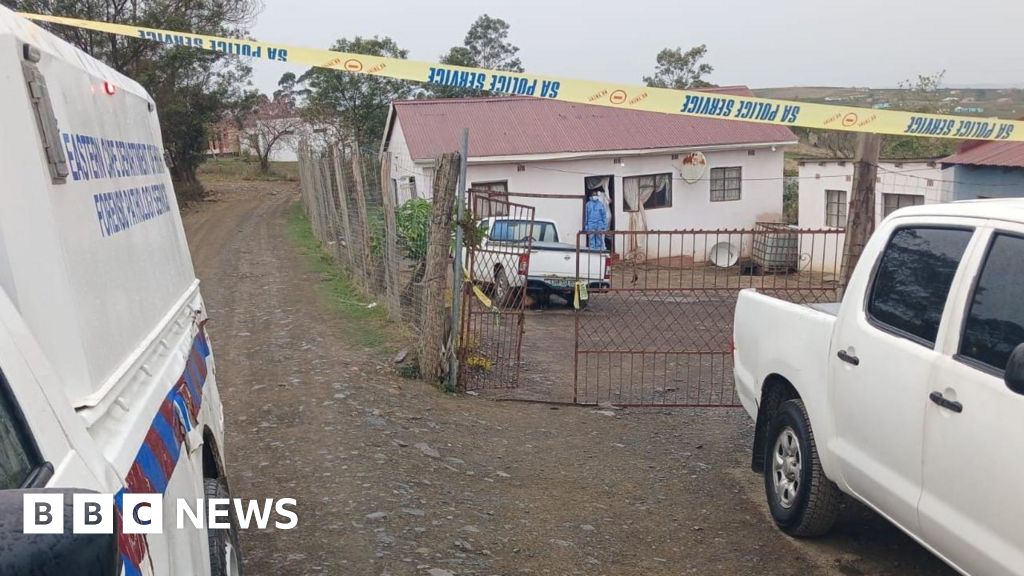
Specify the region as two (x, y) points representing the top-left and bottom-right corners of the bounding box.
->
(942, 140), (1024, 200)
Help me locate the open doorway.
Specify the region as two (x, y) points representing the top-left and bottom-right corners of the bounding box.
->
(584, 175), (615, 252)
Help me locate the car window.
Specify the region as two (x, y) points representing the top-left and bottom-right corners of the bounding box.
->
(959, 234), (1024, 372)
(489, 221), (557, 243)
(0, 375), (39, 489)
(867, 227), (973, 346)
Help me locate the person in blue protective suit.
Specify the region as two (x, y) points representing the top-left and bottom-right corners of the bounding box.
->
(584, 190), (608, 251)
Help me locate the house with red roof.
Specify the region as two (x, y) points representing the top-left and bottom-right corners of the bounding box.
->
(941, 139), (1024, 200)
(381, 87), (798, 243)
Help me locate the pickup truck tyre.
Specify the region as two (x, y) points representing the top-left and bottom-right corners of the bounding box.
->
(763, 399), (840, 537)
(493, 270), (513, 308)
(205, 477), (244, 576)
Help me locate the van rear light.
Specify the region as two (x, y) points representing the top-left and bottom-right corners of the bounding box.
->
(517, 253), (530, 276)
(604, 257), (611, 280)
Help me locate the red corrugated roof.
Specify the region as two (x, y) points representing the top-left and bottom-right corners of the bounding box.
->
(942, 140), (1024, 168)
(390, 86), (797, 160)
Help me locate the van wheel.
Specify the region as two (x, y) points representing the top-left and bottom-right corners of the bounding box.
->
(205, 477), (243, 576)
(763, 399), (840, 537)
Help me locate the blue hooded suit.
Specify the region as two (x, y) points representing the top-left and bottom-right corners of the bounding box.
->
(584, 196), (608, 251)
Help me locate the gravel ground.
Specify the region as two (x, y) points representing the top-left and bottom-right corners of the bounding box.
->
(182, 177), (954, 576)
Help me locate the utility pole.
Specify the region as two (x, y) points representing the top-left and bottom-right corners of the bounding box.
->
(841, 132), (882, 292)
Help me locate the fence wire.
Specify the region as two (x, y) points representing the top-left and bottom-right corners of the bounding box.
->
(573, 226), (845, 407)
(297, 140), (447, 340)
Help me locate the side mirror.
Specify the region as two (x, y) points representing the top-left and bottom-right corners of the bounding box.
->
(0, 489), (119, 576)
(1004, 343), (1024, 395)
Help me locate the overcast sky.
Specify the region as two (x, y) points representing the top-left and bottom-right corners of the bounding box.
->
(248, 0), (1022, 95)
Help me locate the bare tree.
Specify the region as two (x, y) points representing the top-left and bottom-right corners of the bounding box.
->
(243, 94), (303, 174)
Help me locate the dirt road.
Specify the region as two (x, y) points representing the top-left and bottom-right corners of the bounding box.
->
(183, 179), (953, 576)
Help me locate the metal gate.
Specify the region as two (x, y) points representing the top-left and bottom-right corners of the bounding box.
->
(457, 191), (536, 391)
(573, 226), (845, 406)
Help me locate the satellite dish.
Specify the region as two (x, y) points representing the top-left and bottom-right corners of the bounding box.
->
(709, 242), (739, 268)
(679, 151), (707, 184)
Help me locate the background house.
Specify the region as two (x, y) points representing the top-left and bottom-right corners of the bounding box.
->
(798, 158), (947, 230)
(941, 140), (1024, 200)
(207, 116), (241, 156)
(381, 88), (797, 251)
(796, 158), (947, 271)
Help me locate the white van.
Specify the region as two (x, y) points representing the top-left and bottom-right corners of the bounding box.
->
(0, 7), (237, 576)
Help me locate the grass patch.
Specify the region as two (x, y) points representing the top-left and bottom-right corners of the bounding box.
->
(200, 156), (298, 182)
(286, 202), (398, 350)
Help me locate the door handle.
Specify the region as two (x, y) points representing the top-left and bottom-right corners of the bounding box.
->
(929, 391), (963, 414)
(837, 350), (860, 366)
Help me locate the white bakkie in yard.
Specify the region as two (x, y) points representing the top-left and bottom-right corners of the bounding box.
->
(0, 7), (238, 576)
(472, 217), (610, 307)
(734, 200), (1024, 576)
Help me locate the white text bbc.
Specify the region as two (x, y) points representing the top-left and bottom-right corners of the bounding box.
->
(23, 494), (298, 534)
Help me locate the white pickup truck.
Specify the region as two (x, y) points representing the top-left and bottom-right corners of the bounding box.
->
(0, 8), (237, 576)
(471, 217), (610, 308)
(734, 200), (1024, 576)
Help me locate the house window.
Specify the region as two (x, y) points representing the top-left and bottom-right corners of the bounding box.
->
(882, 193), (924, 217)
(623, 173), (672, 212)
(710, 167), (742, 202)
(470, 180), (509, 217)
(825, 190), (847, 228)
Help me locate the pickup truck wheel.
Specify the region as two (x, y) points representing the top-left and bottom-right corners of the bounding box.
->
(763, 399), (840, 537)
(493, 270), (513, 307)
(206, 477), (243, 576)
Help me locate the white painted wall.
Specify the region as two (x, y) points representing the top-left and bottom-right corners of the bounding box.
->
(387, 120), (429, 202)
(798, 160), (948, 229)
(797, 159), (950, 271)
(386, 117), (788, 254)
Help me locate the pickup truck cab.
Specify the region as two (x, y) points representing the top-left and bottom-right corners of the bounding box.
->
(734, 199), (1024, 575)
(1, 8), (236, 575)
(472, 217), (610, 307)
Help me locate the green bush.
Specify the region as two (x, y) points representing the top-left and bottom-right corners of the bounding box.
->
(396, 199), (432, 260)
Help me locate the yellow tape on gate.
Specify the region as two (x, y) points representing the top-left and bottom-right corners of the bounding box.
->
(19, 12), (1024, 142)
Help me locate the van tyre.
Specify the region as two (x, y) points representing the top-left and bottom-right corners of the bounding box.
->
(205, 477), (243, 576)
(763, 399), (840, 537)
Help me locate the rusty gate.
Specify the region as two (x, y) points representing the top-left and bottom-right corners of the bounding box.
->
(573, 226), (845, 407)
(457, 191), (536, 391)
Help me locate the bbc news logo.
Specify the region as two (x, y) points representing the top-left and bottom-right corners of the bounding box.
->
(24, 494), (298, 534)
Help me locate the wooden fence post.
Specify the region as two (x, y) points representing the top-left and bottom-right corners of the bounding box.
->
(330, 145), (354, 269)
(419, 152), (460, 384)
(349, 145), (373, 290)
(379, 155), (403, 322)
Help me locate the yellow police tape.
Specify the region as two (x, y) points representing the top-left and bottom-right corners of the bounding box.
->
(19, 12), (1024, 142)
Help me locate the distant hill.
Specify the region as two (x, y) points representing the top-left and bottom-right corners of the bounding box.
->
(752, 86), (1023, 119)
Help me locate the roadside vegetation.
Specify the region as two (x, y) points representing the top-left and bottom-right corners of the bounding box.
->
(285, 202), (401, 351)
(198, 156), (299, 183)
